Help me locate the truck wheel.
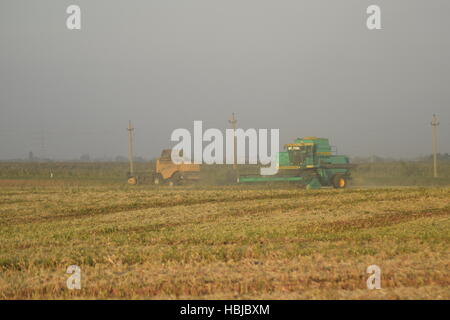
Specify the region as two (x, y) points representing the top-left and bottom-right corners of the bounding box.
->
(153, 174), (163, 185)
(128, 176), (138, 185)
(333, 175), (347, 189)
(169, 173), (181, 186)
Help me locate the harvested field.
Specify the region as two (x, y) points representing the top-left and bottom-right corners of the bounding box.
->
(0, 180), (449, 299)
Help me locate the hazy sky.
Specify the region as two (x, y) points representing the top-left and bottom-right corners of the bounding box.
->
(1, 0), (449, 160)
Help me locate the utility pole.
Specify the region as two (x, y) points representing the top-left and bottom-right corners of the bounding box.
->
(127, 120), (135, 175)
(40, 129), (46, 160)
(431, 114), (439, 178)
(229, 113), (237, 169)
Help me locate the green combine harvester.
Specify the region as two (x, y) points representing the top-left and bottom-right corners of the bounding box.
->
(238, 137), (354, 189)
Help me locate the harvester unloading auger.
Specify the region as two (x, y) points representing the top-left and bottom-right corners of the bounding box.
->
(238, 137), (355, 189)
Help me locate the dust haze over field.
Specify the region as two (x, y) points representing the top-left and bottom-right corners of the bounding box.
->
(0, 0), (450, 160)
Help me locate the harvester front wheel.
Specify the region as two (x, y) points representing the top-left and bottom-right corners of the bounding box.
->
(333, 175), (347, 189)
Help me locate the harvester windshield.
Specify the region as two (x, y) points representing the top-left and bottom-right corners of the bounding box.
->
(286, 145), (313, 166)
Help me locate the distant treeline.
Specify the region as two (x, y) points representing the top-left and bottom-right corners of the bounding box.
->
(0, 162), (151, 181)
(0, 161), (449, 186)
(352, 161), (450, 186)
(351, 153), (450, 163)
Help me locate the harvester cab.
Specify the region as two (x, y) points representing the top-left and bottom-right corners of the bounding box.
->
(286, 144), (314, 168)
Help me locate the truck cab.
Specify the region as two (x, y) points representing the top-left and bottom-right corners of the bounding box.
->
(154, 149), (200, 186)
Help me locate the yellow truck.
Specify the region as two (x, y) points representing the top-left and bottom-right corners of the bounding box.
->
(153, 149), (200, 186)
(127, 149), (200, 186)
